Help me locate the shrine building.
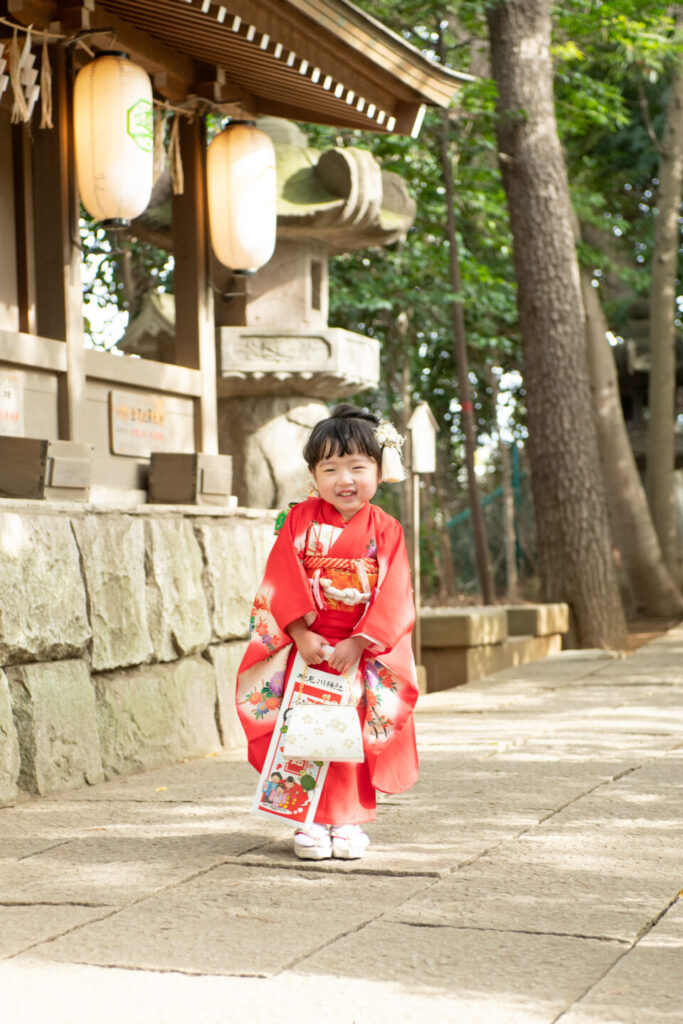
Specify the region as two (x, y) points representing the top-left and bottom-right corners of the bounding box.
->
(0, 0), (466, 804)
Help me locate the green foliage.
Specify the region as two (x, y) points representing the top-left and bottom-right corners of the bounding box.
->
(552, 0), (682, 308)
(309, 0), (681, 595)
(81, 214), (174, 350)
(78, 0), (680, 595)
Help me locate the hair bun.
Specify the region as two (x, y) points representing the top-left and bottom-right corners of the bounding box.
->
(330, 404), (380, 425)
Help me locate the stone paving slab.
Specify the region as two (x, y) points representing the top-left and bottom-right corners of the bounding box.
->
(639, 896), (683, 946)
(385, 833), (679, 943)
(418, 698), (683, 751)
(0, 791), (279, 842)
(0, 836), (71, 860)
(29, 865), (422, 976)
(0, 831), (262, 906)
(295, 920), (621, 1017)
(0, 960), (487, 1024)
(0, 906), (108, 960)
(618, 748), (683, 788)
(560, 899), (683, 1024)
(22, 751), (253, 804)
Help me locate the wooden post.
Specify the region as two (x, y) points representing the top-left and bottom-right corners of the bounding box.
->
(408, 403), (438, 680)
(11, 124), (37, 336)
(172, 116), (219, 455)
(31, 45), (85, 441)
(412, 469), (422, 666)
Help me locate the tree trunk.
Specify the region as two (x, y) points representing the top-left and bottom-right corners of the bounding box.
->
(438, 110), (496, 605)
(486, 0), (626, 648)
(582, 269), (683, 616)
(646, 38), (683, 572)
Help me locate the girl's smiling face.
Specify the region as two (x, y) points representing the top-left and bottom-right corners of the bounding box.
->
(312, 449), (380, 520)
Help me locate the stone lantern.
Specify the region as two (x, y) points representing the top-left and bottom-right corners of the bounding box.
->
(118, 117), (416, 508)
(214, 118), (415, 508)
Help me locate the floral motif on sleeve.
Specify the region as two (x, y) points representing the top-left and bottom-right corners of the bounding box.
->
(363, 658), (396, 739)
(240, 668), (285, 720)
(365, 537), (378, 559)
(248, 589), (279, 653)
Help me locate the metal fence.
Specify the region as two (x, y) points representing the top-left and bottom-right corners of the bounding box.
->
(447, 446), (538, 595)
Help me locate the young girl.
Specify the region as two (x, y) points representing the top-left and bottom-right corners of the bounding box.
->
(236, 405), (419, 861)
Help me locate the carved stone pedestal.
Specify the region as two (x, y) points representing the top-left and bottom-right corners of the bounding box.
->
(217, 326), (380, 508)
(218, 395), (326, 509)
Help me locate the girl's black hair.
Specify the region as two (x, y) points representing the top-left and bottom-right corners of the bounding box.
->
(303, 404), (382, 470)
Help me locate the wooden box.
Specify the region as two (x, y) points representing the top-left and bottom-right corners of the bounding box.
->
(0, 437), (94, 501)
(148, 453), (233, 506)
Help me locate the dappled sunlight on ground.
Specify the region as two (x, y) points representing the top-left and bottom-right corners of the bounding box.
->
(0, 625), (682, 1022)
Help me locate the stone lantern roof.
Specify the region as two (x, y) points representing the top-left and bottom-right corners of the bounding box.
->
(262, 117), (416, 252)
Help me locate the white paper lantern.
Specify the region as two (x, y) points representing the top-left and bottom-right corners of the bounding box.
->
(74, 52), (154, 228)
(207, 122), (277, 273)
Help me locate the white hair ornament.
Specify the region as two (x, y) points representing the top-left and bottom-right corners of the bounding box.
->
(375, 420), (406, 483)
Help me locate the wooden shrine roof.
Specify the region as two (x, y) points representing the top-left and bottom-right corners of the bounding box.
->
(7, 0), (469, 135)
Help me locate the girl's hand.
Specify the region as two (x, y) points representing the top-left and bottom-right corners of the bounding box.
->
(292, 628), (329, 666)
(327, 635), (368, 674)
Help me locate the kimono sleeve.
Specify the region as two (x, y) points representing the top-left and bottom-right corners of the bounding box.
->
(356, 518), (414, 655)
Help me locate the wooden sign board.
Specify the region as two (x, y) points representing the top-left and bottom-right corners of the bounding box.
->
(109, 390), (169, 458)
(0, 374), (24, 437)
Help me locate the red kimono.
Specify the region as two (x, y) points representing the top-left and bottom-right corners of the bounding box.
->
(236, 497), (419, 825)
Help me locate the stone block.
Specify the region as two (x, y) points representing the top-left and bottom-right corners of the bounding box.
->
(206, 641), (248, 753)
(0, 669), (19, 806)
(504, 632), (563, 665)
(420, 607), (508, 648)
(422, 642), (510, 692)
(73, 516), (153, 671)
(94, 655), (221, 778)
(504, 603), (570, 637)
(422, 633), (564, 693)
(145, 519), (212, 662)
(7, 660), (103, 795)
(0, 512), (90, 666)
(195, 517), (274, 641)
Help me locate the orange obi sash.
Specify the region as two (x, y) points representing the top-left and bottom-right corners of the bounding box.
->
(302, 555), (379, 613)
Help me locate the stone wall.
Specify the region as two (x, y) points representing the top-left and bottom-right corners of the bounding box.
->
(0, 501), (275, 807)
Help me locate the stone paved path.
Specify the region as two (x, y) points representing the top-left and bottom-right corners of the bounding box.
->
(1, 625), (681, 1024)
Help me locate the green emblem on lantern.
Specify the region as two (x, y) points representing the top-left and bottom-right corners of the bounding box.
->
(126, 99), (153, 153)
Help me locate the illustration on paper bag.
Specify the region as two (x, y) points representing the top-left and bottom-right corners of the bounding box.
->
(255, 754), (322, 823)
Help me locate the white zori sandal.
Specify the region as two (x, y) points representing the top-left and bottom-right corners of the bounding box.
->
(293, 824), (332, 860)
(330, 825), (370, 860)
